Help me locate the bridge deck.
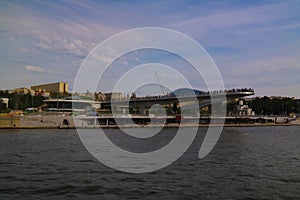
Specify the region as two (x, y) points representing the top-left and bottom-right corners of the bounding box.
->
(100, 91), (255, 107)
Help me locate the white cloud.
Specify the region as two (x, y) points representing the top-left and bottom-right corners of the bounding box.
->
(25, 65), (44, 72)
(1, 1), (299, 97)
(220, 52), (300, 97)
(171, 1), (297, 33)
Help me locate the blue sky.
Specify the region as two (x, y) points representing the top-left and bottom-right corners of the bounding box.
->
(0, 0), (299, 97)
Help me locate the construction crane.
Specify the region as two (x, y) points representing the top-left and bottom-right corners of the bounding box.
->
(154, 72), (166, 96)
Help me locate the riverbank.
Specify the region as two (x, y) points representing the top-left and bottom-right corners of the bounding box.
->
(1, 122), (299, 129)
(0, 115), (299, 129)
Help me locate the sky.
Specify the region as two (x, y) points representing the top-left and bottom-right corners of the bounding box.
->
(0, 0), (300, 97)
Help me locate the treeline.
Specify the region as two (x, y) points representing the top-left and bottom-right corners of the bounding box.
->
(223, 96), (299, 116)
(0, 90), (45, 112)
(0, 90), (72, 112)
(250, 96), (299, 115)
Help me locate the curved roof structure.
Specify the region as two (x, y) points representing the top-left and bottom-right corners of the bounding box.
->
(170, 88), (205, 97)
(65, 96), (94, 101)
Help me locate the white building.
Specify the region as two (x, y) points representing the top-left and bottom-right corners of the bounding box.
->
(0, 98), (9, 109)
(236, 99), (255, 116)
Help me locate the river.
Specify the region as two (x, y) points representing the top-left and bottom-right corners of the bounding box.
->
(0, 126), (299, 199)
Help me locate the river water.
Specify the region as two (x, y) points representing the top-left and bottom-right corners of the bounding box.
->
(0, 126), (299, 199)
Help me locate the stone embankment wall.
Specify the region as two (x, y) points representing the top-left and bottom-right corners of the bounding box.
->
(0, 115), (74, 128)
(0, 116), (21, 128)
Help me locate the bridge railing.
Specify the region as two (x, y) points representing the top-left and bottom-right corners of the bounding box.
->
(128, 88), (254, 101)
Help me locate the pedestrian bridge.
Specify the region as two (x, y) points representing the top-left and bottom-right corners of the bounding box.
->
(100, 88), (255, 115)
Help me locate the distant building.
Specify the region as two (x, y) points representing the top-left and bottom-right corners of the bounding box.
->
(13, 87), (35, 95)
(270, 96), (283, 100)
(34, 91), (50, 97)
(0, 98), (9, 109)
(103, 92), (126, 101)
(31, 82), (68, 93)
(95, 92), (106, 102)
(77, 92), (95, 99)
(236, 99), (255, 116)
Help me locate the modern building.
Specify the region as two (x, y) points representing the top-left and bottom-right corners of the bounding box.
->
(31, 82), (68, 93)
(43, 96), (100, 113)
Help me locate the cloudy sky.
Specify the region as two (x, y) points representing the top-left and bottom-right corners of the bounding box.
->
(0, 0), (299, 97)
